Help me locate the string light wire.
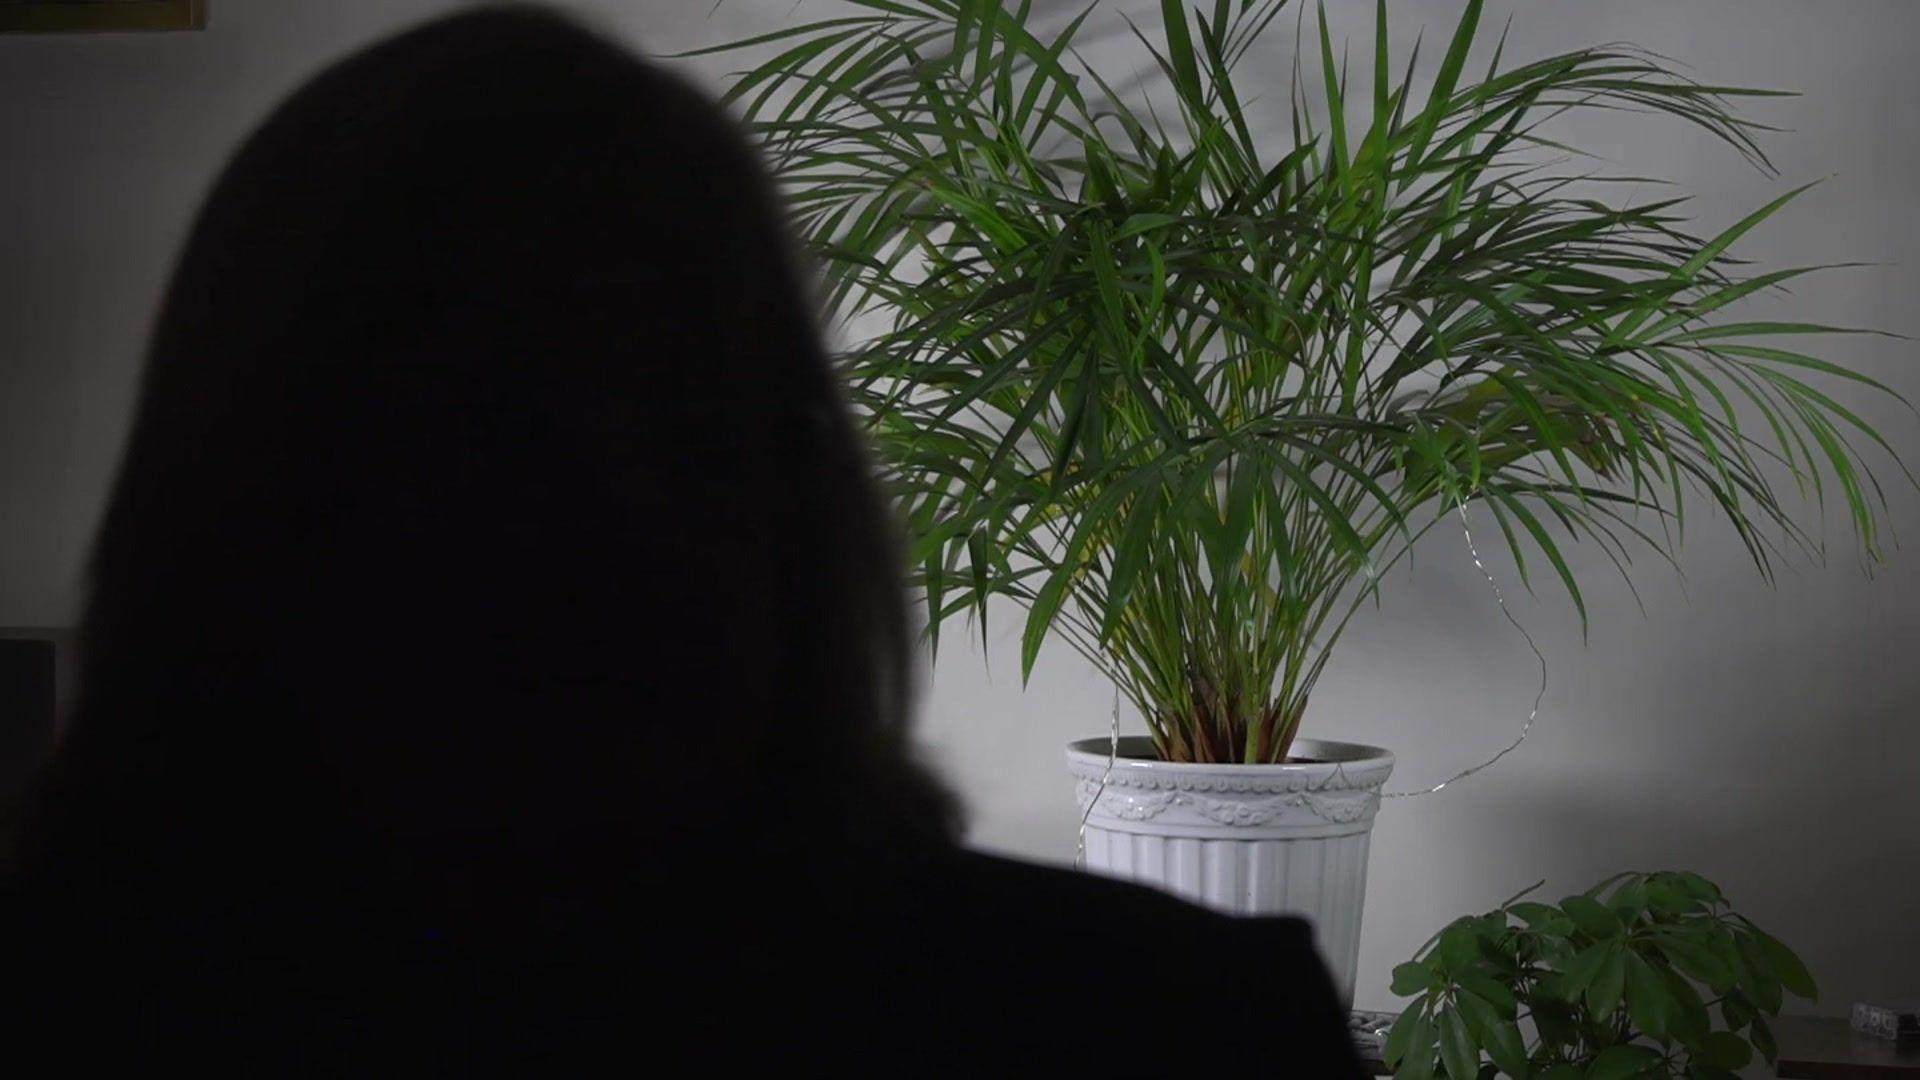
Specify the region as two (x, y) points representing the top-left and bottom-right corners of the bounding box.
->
(1384, 503), (1546, 798)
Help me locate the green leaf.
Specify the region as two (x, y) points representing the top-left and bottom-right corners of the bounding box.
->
(1677, 182), (1818, 281)
(1607, 881), (1649, 924)
(1669, 872), (1722, 903)
(1720, 991), (1755, 1033)
(1510, 902), (1561, 927)
(1385, 1003), (1429, 1068)
(1647, 934), (1731, 993)
(1438, 924), (1483, 974)
(1531, 997), (1581, 1052)
(1584, 1044), (1661, 1080)
(1487, 490), (1589, 630)
(670, 15), (885, 60)
(1587, 945), (1627, 1022)
(1113, 212), (1182, 240)
(1751, 1014), (1778, 1064)
(1399, 1011), (1438, 1080)
(1404, 0), (1483, 177)
(1394, 961), (1441, 996)
(1751, 929), (1818, 1001)
(1437, 1007), (1481, 1080)
(1735, 933), (1785, 1014)
(1560, 941), (1613, 997)
(1315, 1), (1349, 183)
(1692, 1031), (1753, 1071)
(1561, 895), (1625, 940)
(1661, 963), (1712, 1041)
(1455, 990), (1527, 1078)
(1456, 971), (1518, 1017)
(1623, 952), (1672, 1040)
(1644, 882), (1703, 917)
(1159, 0), (1203, 105)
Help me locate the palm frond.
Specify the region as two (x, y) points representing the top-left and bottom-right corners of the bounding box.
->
(707, 0), (1907, 763)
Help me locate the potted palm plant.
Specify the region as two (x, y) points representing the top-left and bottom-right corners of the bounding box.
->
(696, 0), (1904, 1001)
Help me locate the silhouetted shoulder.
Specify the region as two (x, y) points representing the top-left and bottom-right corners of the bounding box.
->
(0, 4), (1360, 1073)
(805, 846), (1368, 1077)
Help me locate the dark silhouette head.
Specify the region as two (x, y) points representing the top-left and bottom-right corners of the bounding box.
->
(9, 4), (954, 949)
(0, 8), (1375, 1075)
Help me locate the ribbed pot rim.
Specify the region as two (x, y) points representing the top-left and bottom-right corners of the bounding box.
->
(1065, 734), (1394, 775)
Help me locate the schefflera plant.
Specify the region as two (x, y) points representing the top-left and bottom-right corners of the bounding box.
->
(1385, 872), (1817, 1080)
(695, 0), (1905, 762)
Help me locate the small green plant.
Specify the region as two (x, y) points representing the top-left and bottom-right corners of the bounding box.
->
(1386, 872), (1816, 1079)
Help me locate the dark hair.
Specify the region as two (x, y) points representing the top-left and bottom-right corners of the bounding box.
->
(8, 5), (955, 943)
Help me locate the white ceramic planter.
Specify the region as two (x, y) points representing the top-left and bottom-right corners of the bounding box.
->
(1065, 735), (1394, 1004)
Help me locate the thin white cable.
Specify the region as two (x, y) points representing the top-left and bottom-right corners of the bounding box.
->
(1074, 686), (1120, 869)
(1384, 503), (1546, 798)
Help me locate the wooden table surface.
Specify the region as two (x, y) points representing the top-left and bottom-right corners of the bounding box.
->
(1355, 1016), (1920, 1078)
(1775, 1016), (1920, 1079)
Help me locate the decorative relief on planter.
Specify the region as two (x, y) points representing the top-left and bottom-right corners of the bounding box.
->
(1189, 794), (1295, 826)
(1073, 781), (1178, 821)
(1073, 785), (1382, 828)
(1069, 741), (1391, 830)
(1303, 792), (1378, 824)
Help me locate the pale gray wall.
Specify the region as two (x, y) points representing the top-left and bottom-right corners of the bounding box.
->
(3, 0), (1915, 1023)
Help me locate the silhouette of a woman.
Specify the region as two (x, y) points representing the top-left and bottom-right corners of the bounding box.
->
(3, 8), (1360, 1075)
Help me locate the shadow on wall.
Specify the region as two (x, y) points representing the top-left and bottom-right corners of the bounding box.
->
(1371, 753), (1920, 1008)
